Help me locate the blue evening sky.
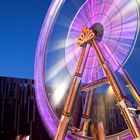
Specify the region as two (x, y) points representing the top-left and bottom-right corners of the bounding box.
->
(0, 0), (51, 79)
(0, 0), (140, 91)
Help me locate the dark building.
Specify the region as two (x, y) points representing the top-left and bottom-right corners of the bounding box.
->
(0, 76), (51, 140)
(0, 76), (127, 140)
(91, 92), (127, 135)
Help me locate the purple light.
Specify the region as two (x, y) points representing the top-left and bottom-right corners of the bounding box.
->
(34, 0), (65, 139)
(121, 135), (133, 140)
(65, 0), (139, 84)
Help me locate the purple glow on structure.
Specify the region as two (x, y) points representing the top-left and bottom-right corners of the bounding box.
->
(34, 0), (89, 139)
(65, 0), (139, 84)
(121, 135), (133, 140)
(34, 0), (138, 139)
(34, 0), (72, 139)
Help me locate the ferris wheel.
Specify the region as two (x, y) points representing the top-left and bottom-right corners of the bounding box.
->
(34, 0), (140, 140)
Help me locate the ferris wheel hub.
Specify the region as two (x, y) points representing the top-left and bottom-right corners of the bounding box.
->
(90, 23), (104, 42)
(77, 23), (104, 47)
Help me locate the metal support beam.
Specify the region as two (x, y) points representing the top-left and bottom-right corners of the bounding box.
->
(119, 68), (140, 106)
(80, 90), (94, 136)
(81, 78), (108, 92)
(91, 39), (140, 139)
(97, 122), (106, 140)
(55, 44), (90, 140)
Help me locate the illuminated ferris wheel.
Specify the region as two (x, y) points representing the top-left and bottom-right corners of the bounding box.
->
(34, 0), (140, 140)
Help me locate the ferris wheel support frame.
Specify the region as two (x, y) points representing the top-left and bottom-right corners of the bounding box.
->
(55, 26), (140, 140)
(119, 68), (140, 106)
(102, 40), (140, 107)
(80, 90), (94, 136)
(54, 32), (91, 139)
(77, 26), (140, 138)
(90, 36), (140, 139)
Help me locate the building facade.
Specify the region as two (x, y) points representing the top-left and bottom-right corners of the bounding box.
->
(0, 76), (51, 140)
(0, 76), (128, 139)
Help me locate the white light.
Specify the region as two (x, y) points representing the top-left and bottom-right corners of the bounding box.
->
(52, 76), (71, 106)
(106, 85), (114, 95)
(26, 136), (30, 140)
(46, 59), (65, 82)
(49, 38), (74, 52)
(136, 0), (140, 6)
(127, 107), (136, 111)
